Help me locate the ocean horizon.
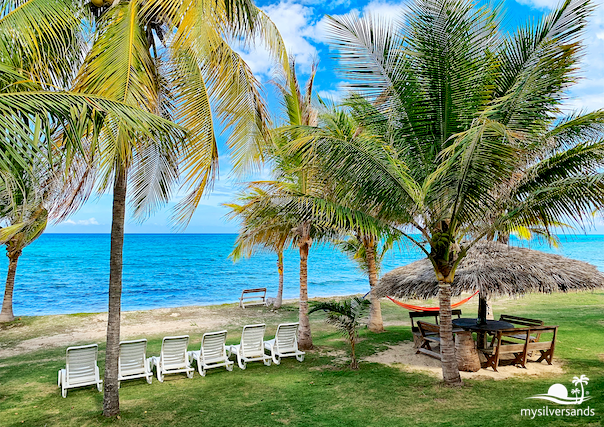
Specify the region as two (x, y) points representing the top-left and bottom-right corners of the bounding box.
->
(2, 233), (604, 316)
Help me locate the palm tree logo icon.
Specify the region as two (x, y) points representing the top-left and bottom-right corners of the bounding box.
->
(571, 375), (590, 404)
(527, 375), (591, 405)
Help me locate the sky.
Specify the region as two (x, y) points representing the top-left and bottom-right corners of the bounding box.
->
(47, 0), (604, 234)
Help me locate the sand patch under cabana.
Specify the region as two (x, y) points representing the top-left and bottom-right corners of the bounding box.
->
(363, 341), (564, 380)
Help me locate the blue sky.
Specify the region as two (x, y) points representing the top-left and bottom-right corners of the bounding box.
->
(48, 0), (604, 234)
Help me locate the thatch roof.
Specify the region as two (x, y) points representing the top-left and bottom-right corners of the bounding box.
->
(376, 241), (604, 299)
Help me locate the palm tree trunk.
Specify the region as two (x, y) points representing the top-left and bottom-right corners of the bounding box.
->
(103, 165), (127, 417)
(298, 224), (313, 350)
(365, 240), (384, 332)
(438, 281), (462, 386)
(350, 335), (358, 369)
(275, 250), (284, 309)
(0, 250), (21, 323)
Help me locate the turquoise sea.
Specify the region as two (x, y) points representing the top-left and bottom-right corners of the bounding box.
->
(1, 233), (603, 316)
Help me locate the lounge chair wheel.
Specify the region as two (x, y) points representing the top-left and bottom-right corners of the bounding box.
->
(226, 364), (233, 372)
(187, 370), (194, 379)
(296, 354), (305, 362)
(264, 358), (271, 367)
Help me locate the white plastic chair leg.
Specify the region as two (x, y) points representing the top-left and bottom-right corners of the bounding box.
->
(263, 357), (271, 367)
(270, 347), (280, 365)
(237, 353), (246, 370)
(296, 354), (305, 362)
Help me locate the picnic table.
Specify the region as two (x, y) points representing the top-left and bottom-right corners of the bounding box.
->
(452, 318), (514, 350)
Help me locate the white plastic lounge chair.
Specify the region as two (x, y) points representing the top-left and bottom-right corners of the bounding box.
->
(148, 335), (194, 382)
(187, 330), (234, 376)
(118, 339), (153, 386)
(58, 344), (102, 398)
(227, 324), (272, 370)
(264, 322), (305, 365)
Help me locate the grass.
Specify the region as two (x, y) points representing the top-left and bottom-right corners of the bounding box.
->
(0, 292), (603, 426)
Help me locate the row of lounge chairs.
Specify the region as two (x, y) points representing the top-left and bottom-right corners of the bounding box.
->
(58, 322), (304, 398)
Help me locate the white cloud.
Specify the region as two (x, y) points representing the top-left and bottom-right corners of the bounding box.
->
(362, 0), (405, 21)
(317, 80), (352, 102)
(237, 1), (321, 78)
(63, 217), (99, 226)
(515, 0), (560, 9)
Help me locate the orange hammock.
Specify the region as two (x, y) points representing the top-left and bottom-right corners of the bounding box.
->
(387, 290), (479, 312)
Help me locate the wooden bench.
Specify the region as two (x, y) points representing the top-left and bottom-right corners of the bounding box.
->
(496, 315), (544, 344)
(410, 309), (462, 347)
(416, 321), (442, 360)
(483, 326), (557, 371)
(239, 288), (267, 308)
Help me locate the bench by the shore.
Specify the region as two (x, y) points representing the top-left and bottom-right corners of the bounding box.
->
(239, 288), (267, 308)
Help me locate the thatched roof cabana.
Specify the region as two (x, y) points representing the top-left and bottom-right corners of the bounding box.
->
(375, 241), (604, 299)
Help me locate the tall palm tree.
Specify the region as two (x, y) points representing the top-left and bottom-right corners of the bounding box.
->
(69, 0), (287, 416)
(0, 191), (47, 322)
(226, 186), (295, 309)
(0, 0), (190, 328)
(337, 233), (396, 332)
(283, 0), (604, 385)
(272, 59), (319, 349)
(3, 0), (285, 416)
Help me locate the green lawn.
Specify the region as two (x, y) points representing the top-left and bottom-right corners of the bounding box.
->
(0, 292), (602, 426)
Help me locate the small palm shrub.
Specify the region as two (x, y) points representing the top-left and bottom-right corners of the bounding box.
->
(309, 297), (370, 369)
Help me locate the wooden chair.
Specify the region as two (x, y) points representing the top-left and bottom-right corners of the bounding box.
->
(410, 309), (462, 347)
(483, 326), (557, 371)
(416, 321), (442, 360)
(239, 288), (267, 308)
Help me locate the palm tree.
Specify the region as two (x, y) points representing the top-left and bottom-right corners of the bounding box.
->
(226, 186), (295, 309)
(309, 297), (371, 369)
(4, 0), (287, 416)
(0, 0), (192, 325)
(272, 59), (319, 349)
(283, 0), (604, 385)
(337, 233), (396, 332)
(0, 195), (47, 322)
(68, 0), (287, 416)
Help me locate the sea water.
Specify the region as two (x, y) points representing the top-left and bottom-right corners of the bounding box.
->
(1, 233), (603, 316)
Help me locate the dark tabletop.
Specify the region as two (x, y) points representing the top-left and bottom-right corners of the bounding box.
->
(452, 318), (515, 332)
